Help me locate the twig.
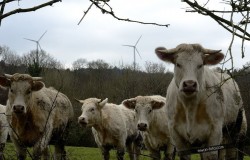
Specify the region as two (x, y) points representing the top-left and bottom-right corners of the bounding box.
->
(78, 2), (94, 25)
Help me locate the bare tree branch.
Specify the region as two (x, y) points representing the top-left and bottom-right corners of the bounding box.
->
(182, 0), (250, 40)
(78, 2), (94, 25)
(79, 0), (170, 27)
(0, 0), (61, 25)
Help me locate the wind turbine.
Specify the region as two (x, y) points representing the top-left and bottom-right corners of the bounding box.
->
(123, 35), (142, 70)
(24, 30), (47, 65)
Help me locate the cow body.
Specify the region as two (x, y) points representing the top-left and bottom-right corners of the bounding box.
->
(0, 104), (8, 159)
(0, 73), (74, 160)
(155, 44), (247, 160)
(77, 98), (141, 160)
(123, 95), (175, 160)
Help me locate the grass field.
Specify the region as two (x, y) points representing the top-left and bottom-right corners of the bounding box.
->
(3, 143), (250, 160)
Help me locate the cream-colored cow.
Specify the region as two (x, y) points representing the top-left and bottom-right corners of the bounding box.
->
(155, 43), (247, 160)
(123, 95), (175, 160)
(77, 98), (141, 160)
(0, 73), (74, 160)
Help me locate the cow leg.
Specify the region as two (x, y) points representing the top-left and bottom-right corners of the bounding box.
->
(133, 133), (142, 160)
(10, 135), (27, 160)
(116, 147), (125, 160)
(42, 147), (50, 160)
(164, 145), (175, 160)
(0, 143), (5, 160)
(170, 130), (191, 160)
(149, 149), (160, 160)
(33, 128), (53, 160)
(126, 139), (134, 160)
(101, 146), (111, 160)
(54, 130), (67, 160)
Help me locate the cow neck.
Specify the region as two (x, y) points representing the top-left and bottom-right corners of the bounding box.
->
(12, 109), (35, 133)
(93, 109), (105, 132)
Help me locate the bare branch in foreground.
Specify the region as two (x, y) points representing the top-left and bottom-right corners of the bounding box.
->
(78, 0), (170, 27)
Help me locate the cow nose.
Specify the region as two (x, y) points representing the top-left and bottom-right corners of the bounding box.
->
(78, 117), (87, 126)
(137, 123), (147, 131)
(182, 80), (197, 93)
(13, 105), (24, 113)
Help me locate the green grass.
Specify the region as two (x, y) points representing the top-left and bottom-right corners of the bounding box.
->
(3, 143), (250, 160)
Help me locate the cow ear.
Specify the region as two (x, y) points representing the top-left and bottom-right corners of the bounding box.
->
(0, 76), (11, 88)
(123, 98), (136, 109)
(32, 81), (44, 91)
(74, 98), (85, 104)
(98, 98), (108, 108)
(155, 47), (176, 64)
(204, 51), (224, 65)
(151, 100), (165, 110)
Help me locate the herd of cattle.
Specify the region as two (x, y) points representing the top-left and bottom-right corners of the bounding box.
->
(0, 43), (247, 160)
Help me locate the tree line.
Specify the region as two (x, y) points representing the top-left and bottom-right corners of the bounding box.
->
(0, 45), (250, 150)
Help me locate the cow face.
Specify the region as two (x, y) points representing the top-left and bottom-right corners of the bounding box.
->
(0, 73), (44, 114)
(155, 44), (224, 98)
(123, 96), (164, 131)
(77, 98), (107, 127)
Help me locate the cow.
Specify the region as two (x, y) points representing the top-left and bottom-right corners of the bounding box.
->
(0, 73), (74, 160)
(123, 95), (175, 160)
(155, 43), (247, 160)
(76, 98), (142, 160)
(0, 104), (8, 160)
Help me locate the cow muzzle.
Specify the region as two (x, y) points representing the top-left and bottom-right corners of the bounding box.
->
(13, 105), (25, 114)
(137, 123), (147, 131)
(182, 80), (197, 95)
(78, 117), (88, 127)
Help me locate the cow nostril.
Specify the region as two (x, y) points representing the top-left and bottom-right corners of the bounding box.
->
(13, 105), (25, 113)
(138, 123), (147, 130)
(78, 117), (85, 123)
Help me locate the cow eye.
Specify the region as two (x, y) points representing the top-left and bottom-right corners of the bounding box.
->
(90, 108), (95, 112)
(176, 63), (181, 68)
(135, 109), (138, 113)
(26, 89), (31, 94)
(10, 89), (13, 93)
(197, 64), (203, 69)
(148, 109), (152, 113)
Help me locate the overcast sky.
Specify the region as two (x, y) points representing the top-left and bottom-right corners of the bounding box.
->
(0, 0), (249, 71)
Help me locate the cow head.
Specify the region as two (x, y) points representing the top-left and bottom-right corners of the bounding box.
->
(0, 73), (44, 114)
(155, 44), (224, 98)
(123, 96), (165, 131)
(76, 98), (107, 127)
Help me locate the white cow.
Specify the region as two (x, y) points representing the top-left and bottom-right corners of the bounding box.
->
(155, 43), (247, 160)
(77, 98), (142, 160)
(0, 73), (74, 160)
(0, 104), (8, 159)
(123, 95), (175, 160)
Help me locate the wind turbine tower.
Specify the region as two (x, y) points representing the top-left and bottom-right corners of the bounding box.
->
(24, 30), (47, 65)
(123, 35), (142, 70)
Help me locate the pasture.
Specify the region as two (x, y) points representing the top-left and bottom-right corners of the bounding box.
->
(3, 143), (250, 160)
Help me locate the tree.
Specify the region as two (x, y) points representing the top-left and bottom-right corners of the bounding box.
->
(87, 59), (110, 69)
(144, 61), (166, 73)
(0, 45), (22, 66)
(72, 58), (87, 70)
(22, 49), (63, 69)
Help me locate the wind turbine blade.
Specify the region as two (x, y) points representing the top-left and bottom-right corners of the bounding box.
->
(24, 38), (37, 43)
(135, 35), (142, 46)
(122, 44), (134, 47)
(135, 48), (142, 59)
(38, 30), (47, 42)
